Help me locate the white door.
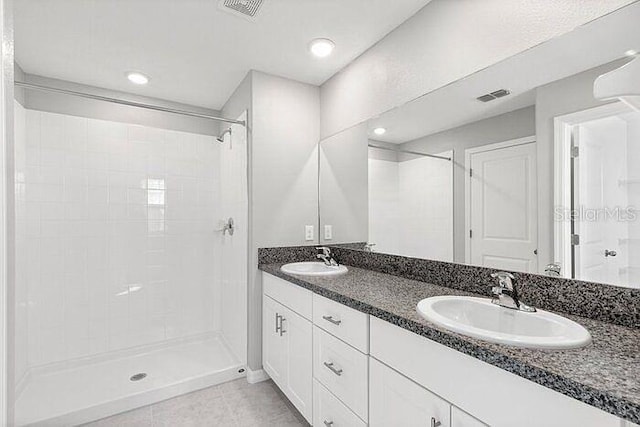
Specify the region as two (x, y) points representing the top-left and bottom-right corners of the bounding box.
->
(370, 358), (451, 427)
(468, 141), (538, 272)
(574, 117), (627, 285)
(262, 296), (287, 387)
(281, 305), (313, 422)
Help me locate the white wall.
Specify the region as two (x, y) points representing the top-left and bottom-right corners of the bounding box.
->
(368, 148), (453, 261)
(398, 151), (453, 261)
(320, 0), (636, 138)
(368, 153), (400, 255)
(625, 113), (640, 287)
(22, 74), (222, 137)
(16, 109), (222, 367)
(13, 100), (27, 390)
(219, 111), (248, 364)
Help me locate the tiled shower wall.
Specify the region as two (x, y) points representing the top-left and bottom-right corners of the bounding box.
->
(16, 107), (223, 368)
(368, 149), (453, 262)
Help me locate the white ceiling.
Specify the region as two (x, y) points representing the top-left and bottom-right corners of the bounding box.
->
(365, 1), (640, 144)
(14, 0), (431, 110)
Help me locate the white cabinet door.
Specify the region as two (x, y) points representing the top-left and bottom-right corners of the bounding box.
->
(282, 302), (313, 422)
(451, 407), (487, 427)
(370, 358), (450, 427)
(262, 295), (312, 423)
(263, 295), (287, 387)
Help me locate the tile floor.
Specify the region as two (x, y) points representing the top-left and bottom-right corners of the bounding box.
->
(83, 379), (309, 426)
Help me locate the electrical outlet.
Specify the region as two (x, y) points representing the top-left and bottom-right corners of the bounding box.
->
(305, 225), (314, 241)
(324, 225), (333, 240)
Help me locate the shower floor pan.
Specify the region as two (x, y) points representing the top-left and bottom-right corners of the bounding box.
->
(15, 334), (244, 426)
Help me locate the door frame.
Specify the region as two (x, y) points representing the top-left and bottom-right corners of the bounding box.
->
(553, 102), (629, 278)
(464, 136), (536, 265)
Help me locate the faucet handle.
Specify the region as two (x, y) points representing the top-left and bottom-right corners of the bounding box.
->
(491, 271), (515, 280)
(316, 246), (331, 256)
(491, 271), (515, 289)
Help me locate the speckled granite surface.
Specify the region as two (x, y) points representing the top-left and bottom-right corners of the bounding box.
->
(258, 261), (640, 423)
(258, 246), (640, 328)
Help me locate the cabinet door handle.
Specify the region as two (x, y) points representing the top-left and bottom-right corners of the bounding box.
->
(279, 316), (286, 336)
(322, 315), (342, 326)
(323, 361), (343, 376)
(275, 313), (281, 334)
(323, 421), (334, 427)
(431, 417), (441, 427)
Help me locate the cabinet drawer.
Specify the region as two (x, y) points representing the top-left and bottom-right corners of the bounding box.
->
(313, 326), (368, 421)
(313, 293), (369, 353)
(313, 379), (366, 427)
(370, 357), (450, 427)
(451, 407), (488, 427)
(263, 272), (312, 320)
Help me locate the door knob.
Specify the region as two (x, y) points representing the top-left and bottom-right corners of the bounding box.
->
(604, 249), (617, 257)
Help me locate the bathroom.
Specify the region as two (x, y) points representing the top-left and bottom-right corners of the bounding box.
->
(1, 0), (639, 426)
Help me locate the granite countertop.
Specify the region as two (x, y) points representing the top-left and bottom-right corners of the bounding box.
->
(259, 263), (640, 424)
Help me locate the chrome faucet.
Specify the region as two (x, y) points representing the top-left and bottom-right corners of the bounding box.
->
(544, 263), (561, 277)
(490, 272), (536, 312)
(316, 247), (339, 266)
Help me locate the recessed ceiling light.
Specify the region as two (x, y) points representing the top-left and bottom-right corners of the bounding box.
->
(309, 38), (335, 58)
(126, 71), (150, 85)
(625, 49), (638, 57)
(373, 127), (386, 136)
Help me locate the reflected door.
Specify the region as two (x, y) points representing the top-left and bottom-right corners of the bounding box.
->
(573, 115), (630, 286)
(468, 141), (538, 272)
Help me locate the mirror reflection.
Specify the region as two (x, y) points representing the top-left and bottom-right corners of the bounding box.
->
(319, 4), (640, 288)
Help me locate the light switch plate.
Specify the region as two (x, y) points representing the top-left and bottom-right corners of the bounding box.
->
(324, 225), (333, 240)
(305, 225), (314, 241)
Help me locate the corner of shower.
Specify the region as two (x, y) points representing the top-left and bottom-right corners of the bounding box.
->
(12, 86), (249, 425)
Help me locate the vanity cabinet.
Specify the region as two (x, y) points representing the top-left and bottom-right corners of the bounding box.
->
(262, 275), (313, 423)
(262, 272), (631, 427)
(370, 357), (451, 427)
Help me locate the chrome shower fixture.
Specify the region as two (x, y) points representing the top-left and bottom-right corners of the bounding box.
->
(217, 128), (232, 143)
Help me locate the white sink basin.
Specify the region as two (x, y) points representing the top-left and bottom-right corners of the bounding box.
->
(417, 296), (591, 349)
(280, 262), (348, 277)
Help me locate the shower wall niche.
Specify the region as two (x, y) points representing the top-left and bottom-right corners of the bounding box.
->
(14, 98), (247, 425)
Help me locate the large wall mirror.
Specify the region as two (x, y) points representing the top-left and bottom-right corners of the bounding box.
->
(319, 3), (640, 289)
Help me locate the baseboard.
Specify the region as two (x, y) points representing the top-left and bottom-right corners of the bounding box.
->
(246, 368), (269, 384)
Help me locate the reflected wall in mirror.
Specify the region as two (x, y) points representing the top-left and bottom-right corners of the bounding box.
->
(319, 2), (640, 289)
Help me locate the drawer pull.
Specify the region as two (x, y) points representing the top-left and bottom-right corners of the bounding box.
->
(324, 361), (343, 376)
(322, 315), (342, 326)
(323, 421), (334, 427)
(431, 417), (441, 427)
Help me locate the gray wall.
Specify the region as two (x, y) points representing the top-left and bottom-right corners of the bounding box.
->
(19, 72), (222, 136)
(402, 106), (536, 263)
(535, 60), (624, 270)
(222, 71), (320, 372)
(319, 0), (634, 138)
(14, 63), (25, 106)
(319, 123), (368, 244)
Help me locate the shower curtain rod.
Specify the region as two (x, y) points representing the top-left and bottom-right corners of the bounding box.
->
(14, 81), (246, 126)
(368, 143), (452, 161)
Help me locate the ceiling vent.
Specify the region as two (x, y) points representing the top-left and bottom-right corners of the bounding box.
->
(219, 0), (265, 20)
(476, 89), (511, 103)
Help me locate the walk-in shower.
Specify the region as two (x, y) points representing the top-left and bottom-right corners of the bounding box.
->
(13, 83), (248, 425)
